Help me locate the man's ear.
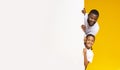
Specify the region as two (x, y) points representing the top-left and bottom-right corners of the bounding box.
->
(84, 37), (87, 43)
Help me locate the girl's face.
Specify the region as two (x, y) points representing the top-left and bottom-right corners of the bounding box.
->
(85, 36), (95, 49)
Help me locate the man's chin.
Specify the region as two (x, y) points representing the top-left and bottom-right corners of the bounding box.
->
(89, 23), (95, 26)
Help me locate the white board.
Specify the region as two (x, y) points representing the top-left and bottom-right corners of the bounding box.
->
(0, 0), (85, 70)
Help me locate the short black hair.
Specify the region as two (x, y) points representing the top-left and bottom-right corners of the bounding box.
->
(89, 9), (99, 17)
(86, 34), (95, 41)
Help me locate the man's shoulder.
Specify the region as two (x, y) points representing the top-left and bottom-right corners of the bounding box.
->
(84, 13), (88, 18)
(91, 22), (99, 29)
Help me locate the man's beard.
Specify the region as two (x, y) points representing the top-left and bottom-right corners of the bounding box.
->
(87, 19), (95, 26)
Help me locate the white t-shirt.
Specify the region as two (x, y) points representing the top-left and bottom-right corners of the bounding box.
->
(82, 45), (94, 63)
(82, 47), (94, 70)
(86, 49), (94, 63)
(84, 13), (99, 35)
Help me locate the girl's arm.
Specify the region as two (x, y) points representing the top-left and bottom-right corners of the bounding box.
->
(83, 48), (89, 70)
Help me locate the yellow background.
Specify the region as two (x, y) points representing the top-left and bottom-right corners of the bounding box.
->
(85, 0), (120, 70)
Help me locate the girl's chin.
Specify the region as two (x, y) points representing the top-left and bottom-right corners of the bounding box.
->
(86, 46), (91, 49)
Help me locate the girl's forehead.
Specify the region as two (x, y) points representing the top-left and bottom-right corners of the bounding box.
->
(87, 36), (94, 38)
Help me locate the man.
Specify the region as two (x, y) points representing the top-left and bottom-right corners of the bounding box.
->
(81, 8), (100, 36)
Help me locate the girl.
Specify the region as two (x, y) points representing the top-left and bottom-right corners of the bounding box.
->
(83, 34), (95, 70)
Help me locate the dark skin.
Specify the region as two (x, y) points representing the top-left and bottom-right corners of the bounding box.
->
(83, 48), (89, 70)
(87, 13), (98, 26)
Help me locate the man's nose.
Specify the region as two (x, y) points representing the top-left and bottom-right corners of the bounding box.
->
(91, 19), (95, 22)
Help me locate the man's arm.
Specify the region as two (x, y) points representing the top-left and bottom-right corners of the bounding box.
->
(83, 48), (89, 70)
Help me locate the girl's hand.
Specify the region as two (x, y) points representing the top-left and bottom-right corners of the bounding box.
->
(83, 48), (87, 54)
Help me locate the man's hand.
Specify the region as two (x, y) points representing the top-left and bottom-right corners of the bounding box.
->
(81, 25), (86, 32)
(82, 8), (86, 15)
